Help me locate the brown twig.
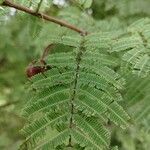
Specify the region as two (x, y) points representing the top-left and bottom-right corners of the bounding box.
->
(2, 0), (87, 35)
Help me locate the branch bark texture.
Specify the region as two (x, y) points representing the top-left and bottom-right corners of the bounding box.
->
(2, 0), (87, 35)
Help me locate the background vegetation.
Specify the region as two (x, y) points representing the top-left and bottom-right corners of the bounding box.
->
(0, 0), (150, 150)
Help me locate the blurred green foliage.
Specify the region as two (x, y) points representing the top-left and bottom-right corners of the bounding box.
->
(0, 0), (150, 149)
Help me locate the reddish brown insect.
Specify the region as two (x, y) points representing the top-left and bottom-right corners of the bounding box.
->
(26, 44), (54, 78)
(26, 66), (45, 78)
(26, 60), (52, 78)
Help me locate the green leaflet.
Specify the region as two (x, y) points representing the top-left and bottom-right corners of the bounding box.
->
(114, 18), (150, 77)
(111, 35), (142, 52)
(106, 102), (130, 129)
(133, 54), (150, 77)
(74, 115), (110, 148)
(21, 31), (130, 149)
(22, 89), (70, 117)
(20, 113), (69, 149)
